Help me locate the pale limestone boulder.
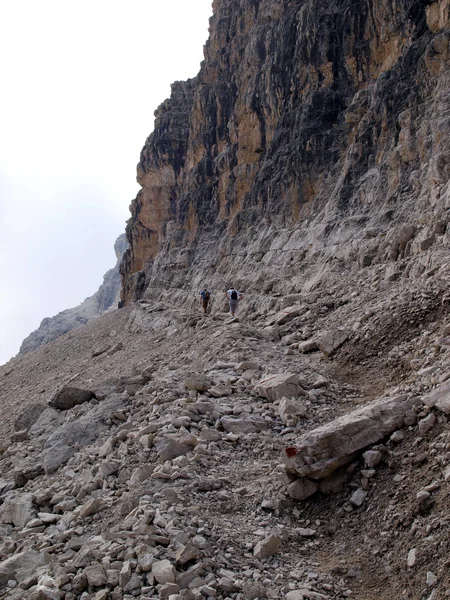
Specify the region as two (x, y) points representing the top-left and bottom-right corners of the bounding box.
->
(129, 465), (154, 485)
(278, 397), (307, 426)
(30, 575), (62, 600)
(184, 375), (211, 392)
(363, 450), (383, 468)
(84, 563), (107, 587)
(287, 478), (319, 500)
(175, 543), (200, 565)
(297, 340), (319, 353)
(316, 329), (351, 357)
(152, 559), (176, 584)
(242, 581), (267, 599)
(220, 416), (268, 434)
(350, 488), (368, 507)
(254, 373), (305, 401)
(423, 381), (450, 413)
(100, 460), (120, 477)
(154, 437), (192, 461)
(160, 583), (181, 599)
(0, 492), (35, 527)
(284, 394), (422, 481)
(286, 590), (329, 600)
(253, 535), (281, 559)
(42, 417), (107, 474)
(266, 304), (307, 326)
(29, 408), (60, 437)
(0, 551), (48, 586)
(77, 497), (105, 519)
(14, 403), (47, 431)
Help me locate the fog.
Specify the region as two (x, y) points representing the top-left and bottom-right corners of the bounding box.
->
(0, 0), (213, 364)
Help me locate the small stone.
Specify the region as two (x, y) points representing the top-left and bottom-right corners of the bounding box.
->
(200, 585), (217, 596)
(100, 461), (120, 477)
(242, 581), (267, 599)
(426, 571), (438, 586)
(253, 535), (281, 559)
(160, 583), (181, 599)
(444, 465), (450, 482)
(349, 488), (367, 507)
(418, 413), (436, 435)
(407, 548), (417, 568)
(390, 430), (405, 443)
(175, 543), (200, 565)
(416, 490), (431, 503)
(297, 528), (316, 537)
(288, 478), (318, 500)
(362, 450), (383, 468)
(78, 498), (104, 518)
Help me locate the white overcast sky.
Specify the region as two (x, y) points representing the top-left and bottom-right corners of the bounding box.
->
(0, 0), (213, 365)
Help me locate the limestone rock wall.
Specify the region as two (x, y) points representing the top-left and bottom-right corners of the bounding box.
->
(19, 234), (128, 355)
(121, 0), (450, 305)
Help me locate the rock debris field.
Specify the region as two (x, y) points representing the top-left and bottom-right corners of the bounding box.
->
(1, 270), (450, 600)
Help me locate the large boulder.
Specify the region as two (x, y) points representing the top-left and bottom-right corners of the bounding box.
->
(254, 373), (305, 402)
(49, 386), (95, 411)
(0, 550), (49, 586)
(41, 395), (126, 473)
(41, 418), (106, 474)
(220, 416), (268, 434)
(28, 408), (61, 437)
(284, 394), (423, 495)
(316, 330), (351, 358)
(14, 403), (48, 431)
(0, 492), (35, 527)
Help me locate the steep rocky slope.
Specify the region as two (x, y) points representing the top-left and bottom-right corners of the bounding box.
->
(121, 0), (450, 314)
(1, 265), (450, 599)
(19, 235), (128, 356)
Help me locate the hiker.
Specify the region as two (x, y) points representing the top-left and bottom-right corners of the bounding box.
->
(225, 287), (243, 317)
(199, 288), (211, 314)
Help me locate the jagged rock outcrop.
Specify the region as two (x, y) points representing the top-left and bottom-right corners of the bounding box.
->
(19, 234), (127, 355)
(121, 0), (450, 310)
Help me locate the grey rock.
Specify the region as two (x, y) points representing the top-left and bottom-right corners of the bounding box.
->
(254, 373), (305, 402)
(362, 450), (383, 468)
(316, 330), (351, 358)
(49, 386), (95, 411)
(349, 488), (368, 507)
(288, 478), (319, 500)
(0, 551), (48, 586)
(253, 534), (281, 559)
(418, 413), (436, 434)
(152, 559), (177, 584)
(220, 415), (268, 434)
(0, 492), (35, 527)
(284, 395), (423, 481)
(14, 403), (47, 431)
(84, 564), (107, 587)
(155, 438), (192, 461)
(423, 381), (450, 414)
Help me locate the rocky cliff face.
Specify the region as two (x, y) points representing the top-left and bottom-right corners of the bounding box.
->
(19, 234), (128, 355)
(122, 0), (450, 310)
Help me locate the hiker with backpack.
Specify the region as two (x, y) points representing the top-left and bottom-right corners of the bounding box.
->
(200, 288), (211, 314)
(225, 287), (243, 317)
